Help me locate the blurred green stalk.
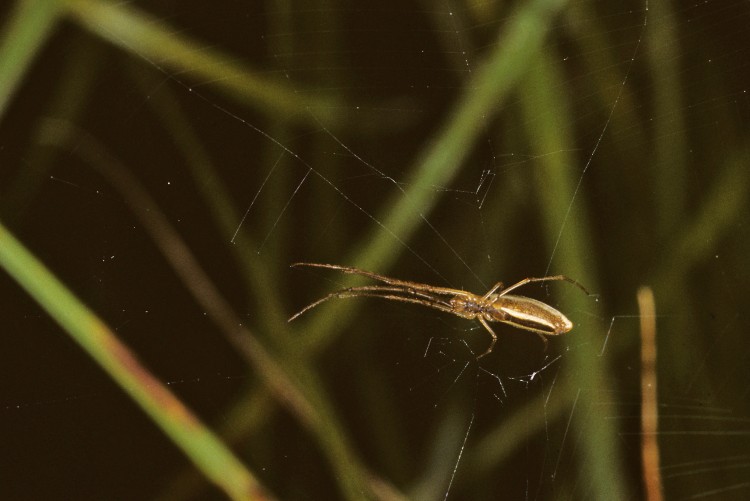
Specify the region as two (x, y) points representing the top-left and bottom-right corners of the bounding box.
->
(59, 0), (340, 126)
(0, 222), (272, 501)
(519, 51), (627, 501)
(0, 0), (61, 119)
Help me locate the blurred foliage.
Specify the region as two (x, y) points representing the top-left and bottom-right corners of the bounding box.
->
(1, 0), (749, 499)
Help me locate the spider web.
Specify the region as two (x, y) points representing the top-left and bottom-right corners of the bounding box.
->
(2, 0), (750, 499)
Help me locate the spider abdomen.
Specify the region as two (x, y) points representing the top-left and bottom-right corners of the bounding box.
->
(489, 295), (573, 335)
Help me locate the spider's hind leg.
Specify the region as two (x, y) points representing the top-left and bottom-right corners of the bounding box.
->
(536, 332), (549, 351)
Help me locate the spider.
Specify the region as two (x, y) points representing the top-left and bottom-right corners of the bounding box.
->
(288, 262), (591, 358)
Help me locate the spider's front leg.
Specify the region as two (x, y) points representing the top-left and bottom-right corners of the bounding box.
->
(482, 282), (505, 300)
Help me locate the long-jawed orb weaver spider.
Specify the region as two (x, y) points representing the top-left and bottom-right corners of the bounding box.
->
(288, 262), (591, 358)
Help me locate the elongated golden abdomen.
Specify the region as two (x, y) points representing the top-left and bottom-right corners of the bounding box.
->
(488, 294), (573, 335)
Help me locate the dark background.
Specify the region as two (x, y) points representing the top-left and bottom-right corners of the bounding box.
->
(1, 0), (749, 499)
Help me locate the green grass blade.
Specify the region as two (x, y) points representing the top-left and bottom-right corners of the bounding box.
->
(0, 0), (61, 119)
(519, 52), (627, 501)
(59, 0), (339, 126)
(0, 221), (273, 501)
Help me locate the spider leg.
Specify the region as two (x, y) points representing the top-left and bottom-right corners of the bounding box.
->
(291, 262), (471, 297)
(497, 275), (591, 297)
(288, 285), (457, 321)
(328, 285), (453, 305)
(477, 317), (498, 358)
(536, 331), (549, 350)
(482, 281), (505, 300)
